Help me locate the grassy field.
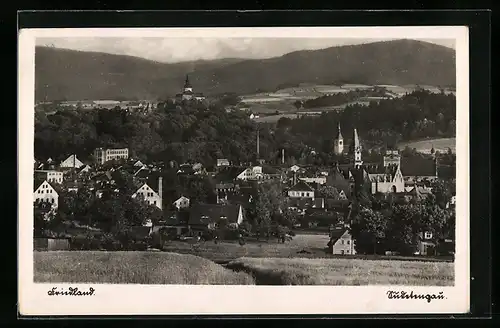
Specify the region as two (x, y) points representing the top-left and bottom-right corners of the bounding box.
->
(397, 137), (456, 154)
(34, 251), (255, 285)
(226, 257), (454, 286)
(161, 234), (452, 264)
(162, 234), (331, 262)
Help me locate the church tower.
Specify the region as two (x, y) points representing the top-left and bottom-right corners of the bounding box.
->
(353, 128), (363, 168)
(333, 123), (344, 155)
(184, 74), (193, 93)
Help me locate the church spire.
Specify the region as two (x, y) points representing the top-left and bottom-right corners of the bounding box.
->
(335, 122), (343, 140)
(333, 122), (344, 155)
(353, 128), (363, 168)
(184, 74), (192, 89)
(353, 128), (360, 149)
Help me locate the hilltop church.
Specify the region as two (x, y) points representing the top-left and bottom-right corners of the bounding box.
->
(175, 75), (206, 102)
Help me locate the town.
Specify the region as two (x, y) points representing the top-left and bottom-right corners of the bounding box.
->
(34, 75), (457, 261)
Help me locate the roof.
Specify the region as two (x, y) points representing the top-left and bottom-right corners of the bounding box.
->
(289, 180), (315, 192)
(262, 166), (280, 175)
(160, 210), (189, 226)
(216, 182), (235, 189)
(335, 123), (343, 140)
(401, 156), (437, 177)
(33, 179), (56, 192)
(214, 166), (244, 183)
(329, 226), (349, 245)
(188, 204), (242, 225)
(184, 75), (192, 88)
(288, 197), (314, 209)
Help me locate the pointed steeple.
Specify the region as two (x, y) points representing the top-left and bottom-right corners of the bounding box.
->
(353, 128), (360, 149)
(184, 74), (192, 88)
(335, 122), (343, 140)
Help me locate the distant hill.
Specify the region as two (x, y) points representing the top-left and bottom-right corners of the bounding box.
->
(35, 39), (456, 102)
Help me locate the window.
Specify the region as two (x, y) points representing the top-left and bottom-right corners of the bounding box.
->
(341, 250), (345, 255)
(51, 198), (54, 203)
(347, 240), (350, 245)
(341, 240), (344, 245)
(346, 250), (350, 254)
(154, 201), (157, 205)
(424, 231), (433, 239)
(301, 192), (304, 197)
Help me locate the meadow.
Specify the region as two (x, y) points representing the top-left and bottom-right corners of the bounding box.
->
(397, 137), (456, 154)
(34, 234), (453, 285)
(226, 257), (454, 286)
(34, 251), (255, 285)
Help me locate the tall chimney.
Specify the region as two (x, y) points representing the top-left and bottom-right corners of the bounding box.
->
(256, 128), (260, 159)
(282, 149), (285, 164)
(158, 176), (163, 210)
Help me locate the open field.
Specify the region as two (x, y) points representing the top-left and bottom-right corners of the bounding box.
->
(397, 137), (456, 154)
(34, 251), (255, 284)
(163, 233), (332, 262)
(162, 234), (453, 264)
(226, 257), (454, 286)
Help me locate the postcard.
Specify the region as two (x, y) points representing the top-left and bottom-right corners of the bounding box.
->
(18, 26), (469, 316)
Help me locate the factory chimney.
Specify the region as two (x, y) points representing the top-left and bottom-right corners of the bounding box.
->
(158, 176), (163, 210)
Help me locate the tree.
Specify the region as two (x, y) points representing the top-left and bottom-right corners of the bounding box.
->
(386, 204), (421, 255)
(318, 185), (340, 199)
(350, 207), (388, 254)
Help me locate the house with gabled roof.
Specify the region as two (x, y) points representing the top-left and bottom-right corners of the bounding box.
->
(327, 224), (356, 255)
(34, 169), (64, 184)
(287, 180), (315, 199)
(132, 176), (163, 211)
(60, 154), (84, 169)
(401, 156), (438, 182)
(364, 163), (405, 194)
(217, 158), (230, 167)
(188, 203), (244, 236)
(173, 196), (190, 210)
(77, 164), (92, 175)
(34, 180), (59, 213)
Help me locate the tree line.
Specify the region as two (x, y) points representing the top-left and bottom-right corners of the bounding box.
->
(35, 90), (455, 169)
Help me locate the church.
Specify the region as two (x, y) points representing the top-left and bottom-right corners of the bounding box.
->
(328, 124), (405, 196)
(175, 75), (206, 102)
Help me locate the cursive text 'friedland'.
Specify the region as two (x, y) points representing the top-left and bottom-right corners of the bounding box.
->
(47, 287), (95, 296)
(386, 290), (445, 303)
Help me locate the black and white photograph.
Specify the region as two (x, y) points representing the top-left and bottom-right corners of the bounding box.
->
(18, 26), (469, 315)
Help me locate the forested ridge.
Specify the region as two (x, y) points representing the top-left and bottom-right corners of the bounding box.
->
(35, 39), (455, 101)
(35, 89), (456, 168)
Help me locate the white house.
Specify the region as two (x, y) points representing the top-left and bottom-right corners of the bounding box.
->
(78, 164), (91, 175)
(299, 177), (327, 185)
(236, 166), (263, 181)
(33, 180), (59, 210)
(217, 158), (230, 167)
(60, 154), (84, 168)
(132, 177), (163, 210)
(173, 196), (190, 210)
(288, 181), (315, 199)
(34, 170), (64, 184)
(133, 160), (145, 167)
(328, 225), (356, 255)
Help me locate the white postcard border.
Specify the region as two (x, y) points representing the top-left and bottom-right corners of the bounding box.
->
(18, 26), (469, 316)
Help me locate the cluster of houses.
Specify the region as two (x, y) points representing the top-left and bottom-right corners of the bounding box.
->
(33, 124), (455, 255)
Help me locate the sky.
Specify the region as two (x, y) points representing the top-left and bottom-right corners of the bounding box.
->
(35, 37), (455, 63)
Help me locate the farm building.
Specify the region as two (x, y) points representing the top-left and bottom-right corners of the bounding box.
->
(34, 237), (70, 251)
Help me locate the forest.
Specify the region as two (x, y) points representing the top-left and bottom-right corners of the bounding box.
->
(34, 90), (456, 168)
